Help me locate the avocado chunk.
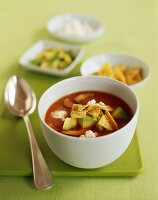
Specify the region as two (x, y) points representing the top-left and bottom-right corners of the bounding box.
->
(63, 118), (78, 130)
(78, 115), (97, 128)
(112, 107), (128, 120)
(51, 59), (60, 69)
(31, 58), (41, 66)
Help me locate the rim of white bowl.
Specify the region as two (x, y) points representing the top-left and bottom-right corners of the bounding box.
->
(38, 76), (139, 141)
(80, 53), (151, 89)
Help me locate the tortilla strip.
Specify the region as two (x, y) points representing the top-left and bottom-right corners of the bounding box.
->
(98, 111), (118, 131)
(71, 101), (114, 119)
(124, 67), (142, 85)
(105, 110), (118, 130)
(97, 104), (113, 112)
(71, 110), (87, 118)
(113, 64), (126, 72)
(86, 105), (100, 117)
(114, 69), (126, 84)
(71, 104), (87, 118)
(72, 104), (86, 111)
(62, 129), (86, 136)
(100, 63), (113, 75)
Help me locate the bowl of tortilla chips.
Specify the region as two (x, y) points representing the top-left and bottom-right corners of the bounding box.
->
(80, 53), (150, 89)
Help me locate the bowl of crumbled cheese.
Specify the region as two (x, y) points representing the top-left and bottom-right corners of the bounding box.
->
(47, 14), (104, 43)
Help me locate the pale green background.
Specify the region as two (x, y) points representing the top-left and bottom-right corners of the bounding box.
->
(0, 0), (158, 199)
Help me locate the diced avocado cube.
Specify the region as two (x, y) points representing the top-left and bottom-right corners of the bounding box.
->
(63, 118), (78, 130)
(31, 58), (41, 66)
(112, 107), (128, 120)
(51, 59), (60, 69)
(49, 55), (58, 62)
(66, 50), (76, 60)
(78, 115), (97, 128)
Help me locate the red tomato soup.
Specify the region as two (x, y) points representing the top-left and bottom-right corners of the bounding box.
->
(45, 91), (133, 138)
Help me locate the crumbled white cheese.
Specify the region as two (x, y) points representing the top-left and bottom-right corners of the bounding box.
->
(55, 18), (94, 38)
(85, 130), (96, 138)
(87, 99), (96, 105)
(80, 134), (86, 138)
(51, 110), (67, 121)
(80, 130), (96, 138)
(99, 101), (105, 106)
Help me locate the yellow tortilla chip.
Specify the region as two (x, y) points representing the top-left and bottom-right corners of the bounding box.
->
(70, 100), (114, 119)
(98, 115), (107, 128)
(105, 110), (118, 130)
(125, 67), (141, 76)
(97, 114), (114, 131)
(93, 63), (142, 86)
(113, 64), (126, 72)
(114, 69), (126, 84)
(100, 63), (113, 75)
(98, 111), (118, 131)
(87, 105), (100, 117)
(98, 104), (113, 112)
(71, 104), (87, 118)
(124, 67), (142, 85)
(71, 110), (86, 118)
(72, 104), (87, 111)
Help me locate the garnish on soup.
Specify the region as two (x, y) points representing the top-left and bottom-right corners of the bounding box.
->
(93, 63), (143, 85)
(45, 91), (133, 138)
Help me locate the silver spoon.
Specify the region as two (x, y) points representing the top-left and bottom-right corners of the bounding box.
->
(4, 75), (54, 190)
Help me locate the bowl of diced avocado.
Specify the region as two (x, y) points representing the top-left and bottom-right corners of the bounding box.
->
(31, 48), (76, 69)
(19, 40), (84, 76)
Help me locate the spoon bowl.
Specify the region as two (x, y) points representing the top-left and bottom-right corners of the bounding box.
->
(5, 76), (36, 116)
(4, 75), (54, 189)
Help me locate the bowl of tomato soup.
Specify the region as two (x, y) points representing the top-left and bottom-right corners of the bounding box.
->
(38, 76), (139, 169)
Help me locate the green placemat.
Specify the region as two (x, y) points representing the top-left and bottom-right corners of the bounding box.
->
(0, 65), (143, 176)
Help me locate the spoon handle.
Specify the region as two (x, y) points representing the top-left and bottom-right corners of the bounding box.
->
(23, 115), (54, 189)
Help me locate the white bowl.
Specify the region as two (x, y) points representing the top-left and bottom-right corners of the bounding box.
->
(80, 53), (150, 89)
(38, 76), (139, 169)
(47, 14), (104, 43)
(19, 40), (84, 77)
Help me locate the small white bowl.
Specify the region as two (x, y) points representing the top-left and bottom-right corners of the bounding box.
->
(19, 40), (84, 77)
(38, 76), (139, 169)
(47, 14), (104, 43)
(80, 53), (150, 89)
